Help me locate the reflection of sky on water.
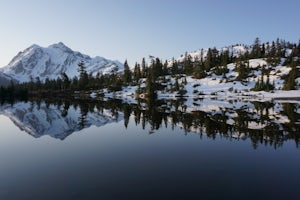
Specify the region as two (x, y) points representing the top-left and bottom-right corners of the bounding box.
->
(0, 107), (300, 199)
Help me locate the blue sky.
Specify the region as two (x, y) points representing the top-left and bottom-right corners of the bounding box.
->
(0, 0), (299, 66)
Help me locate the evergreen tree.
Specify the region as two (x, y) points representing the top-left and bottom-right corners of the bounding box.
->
(283, 62), (298, 90)
(78, 60), (87, 77)
(276, 38), (282, 58)
(122, 59), (132, 85)
(141, 57), (147, 78)
(220, 50), (229, 67)
(183, 52), (193, 75)
(251, 37), (262, 58)
(71, 76), (79, 90)
(163, 60), (168, 75)
(211, 47), (220, 67)
(270, 41), (276, 57)
(171, 58), (179, 75)
(205, 48), (213, 71)
(77, 60), (88, 90)
(192, 60), (206, 79)
(236, 61), (250, 81)
(108, 73), (122, 92)
(154, 57), (163, 78)
(261, 43), (266, 57)
(133, 62), (141, 84)
(61, 72), (70, 91)
(145, 70), (156, 99)
(253, 65), (274, 91)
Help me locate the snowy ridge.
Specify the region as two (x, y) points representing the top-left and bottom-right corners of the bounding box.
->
(0, 42), (123, 83)
(176, 45), (249, 62)
(0, 102), (123, 140)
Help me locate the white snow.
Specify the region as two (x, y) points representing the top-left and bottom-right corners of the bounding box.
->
(174, 45), (248, 63)
(0, 42), (123, 83)
(248, 59), (267, 68)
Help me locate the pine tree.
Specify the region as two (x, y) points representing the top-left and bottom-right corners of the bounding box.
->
(276, 38), (282, 58)
(261, 43), (266, 57)
(61, 72), (70, 91)
(133, 62), (141, 84)
(192, 61), (206, 79)
(220, 50), (229, 67)
(183, 52), (193, 75)
(236, 61), (249, 81)
(270, 41), (276, 57)
(283, 62), (298, 90)
(154, 57), (163, 77)
(71, 76), (79, 90)
(122, 59), (132, 85)
(253, 65), (274, 91)
(205, 48), (213, 71)
(145, 70), (156, 99)
(163, 60), (168, 75)
(141, 57), (147, 78)
(171, 58), (178, 75)
(251, 37), (262, 58)
(78, 60), (86, 78)
(77, 60), (88, 90)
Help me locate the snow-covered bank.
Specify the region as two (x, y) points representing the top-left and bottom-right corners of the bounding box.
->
(87, 57), (299, 103)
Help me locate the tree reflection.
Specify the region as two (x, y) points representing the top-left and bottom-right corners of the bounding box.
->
(129, 99), (300, 149)
(1, 98), (299, 149)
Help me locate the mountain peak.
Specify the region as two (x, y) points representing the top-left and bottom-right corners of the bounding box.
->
(29, 44), (41, 49)
(48, 42), (71, 51)
(23, 44), (41, 53)
(1, 42), (123, 83)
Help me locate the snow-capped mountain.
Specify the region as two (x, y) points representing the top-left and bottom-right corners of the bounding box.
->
(0, 101), (123, 140)
(0, 42), (123, 83)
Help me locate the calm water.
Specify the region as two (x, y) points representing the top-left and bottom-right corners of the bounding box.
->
(0, 98), (299, 200)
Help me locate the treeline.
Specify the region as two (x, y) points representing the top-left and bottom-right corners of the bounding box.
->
(0, 81), (28, 100)
(0, 37), (300, 100)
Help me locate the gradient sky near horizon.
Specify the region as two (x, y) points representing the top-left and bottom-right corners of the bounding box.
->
(0, 0), (299, 67)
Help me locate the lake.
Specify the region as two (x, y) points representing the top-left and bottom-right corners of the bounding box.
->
(0, 98), (299, 200)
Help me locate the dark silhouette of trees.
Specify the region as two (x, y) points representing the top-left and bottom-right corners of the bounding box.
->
(77, 60), (89, 90)
(122, 60), (132, 85)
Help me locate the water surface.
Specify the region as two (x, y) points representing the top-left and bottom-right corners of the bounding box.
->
(0, 99), (299, 199)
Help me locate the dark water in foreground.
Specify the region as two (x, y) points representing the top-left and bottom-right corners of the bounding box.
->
(0, 99), (299, 199)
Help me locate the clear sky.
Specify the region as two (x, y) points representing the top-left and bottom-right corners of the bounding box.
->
(0, 0), (299, 67)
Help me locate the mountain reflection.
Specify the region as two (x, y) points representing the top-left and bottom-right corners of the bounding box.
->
(0, 99), (123, 140)
(0, 98), (299, 149)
